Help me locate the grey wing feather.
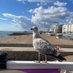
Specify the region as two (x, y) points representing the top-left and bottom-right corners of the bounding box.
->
(33, 37), (54, 55)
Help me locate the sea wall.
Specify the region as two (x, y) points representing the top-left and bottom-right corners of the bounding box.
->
(1, 51), (73, 61)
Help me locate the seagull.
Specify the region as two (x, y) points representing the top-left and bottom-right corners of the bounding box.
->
(31, 26), (66, 63)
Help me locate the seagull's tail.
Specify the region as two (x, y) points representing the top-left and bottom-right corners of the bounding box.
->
(52, 53), (66, 61)
(55, 54), (66, 61)
(49, 50), (66, 61)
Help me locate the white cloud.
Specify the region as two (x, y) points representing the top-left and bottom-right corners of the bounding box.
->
(17, 0), (53, 6)
(66, 12), (73, 24)
(17, 0), (26, 4)
(31, 5), (73, 30)
(28, 9), (33, 13)
(28, 0), (56, 2)
(31, 6), (69, 28)
(37, 3), (40, 6)
(54, 1), (67, 7)
(0, 18), (7, 20)
(2, 13), (33, 31)
(17, 0), (56, 3)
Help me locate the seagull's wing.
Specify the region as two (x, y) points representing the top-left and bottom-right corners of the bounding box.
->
(33, 37), (54, 55)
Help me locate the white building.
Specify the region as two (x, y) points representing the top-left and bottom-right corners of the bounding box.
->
(62, 24), (73, 33)
(62, 24), (73, 40)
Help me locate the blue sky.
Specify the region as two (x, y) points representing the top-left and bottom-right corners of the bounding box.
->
(0, 0), (73, 31)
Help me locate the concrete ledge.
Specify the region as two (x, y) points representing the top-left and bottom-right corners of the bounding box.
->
(1, 51), (73, 61)
(6, 51), (54, 61)
(0, 47), (73, 61)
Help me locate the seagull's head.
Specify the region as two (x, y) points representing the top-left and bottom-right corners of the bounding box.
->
(31, 26), (38, 32)
(31, 26), (40, 38)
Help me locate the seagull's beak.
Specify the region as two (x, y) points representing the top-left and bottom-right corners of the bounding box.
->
(31, 28), (33, 30)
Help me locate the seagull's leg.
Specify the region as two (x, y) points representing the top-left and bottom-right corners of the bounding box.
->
(44, 55), (47, 63)
(38, 52), (41, 63)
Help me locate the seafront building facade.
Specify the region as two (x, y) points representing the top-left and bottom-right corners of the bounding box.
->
(48, 24), (73, 39)
(62, 24), (73, 33)
(50, 24), (73, 33)
(54, 24), (73, 39)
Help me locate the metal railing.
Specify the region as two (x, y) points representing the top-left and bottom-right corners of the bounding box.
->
(7, 61), (73, 73)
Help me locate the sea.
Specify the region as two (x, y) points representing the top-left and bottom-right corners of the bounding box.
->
(0, 31), (14, 36)
(0, 31), (32, 37)
(0, 31), (25, 37)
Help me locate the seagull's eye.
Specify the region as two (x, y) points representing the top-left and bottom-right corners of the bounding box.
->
(34, 27), (38, 29)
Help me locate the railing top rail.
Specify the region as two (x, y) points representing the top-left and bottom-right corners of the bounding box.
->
(7, 61), (73, 70)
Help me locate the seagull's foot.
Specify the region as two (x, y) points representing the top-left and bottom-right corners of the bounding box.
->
(55, 60), (59, 62)
(34, 60), (41, 63)
(41, 61), (47, 63)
